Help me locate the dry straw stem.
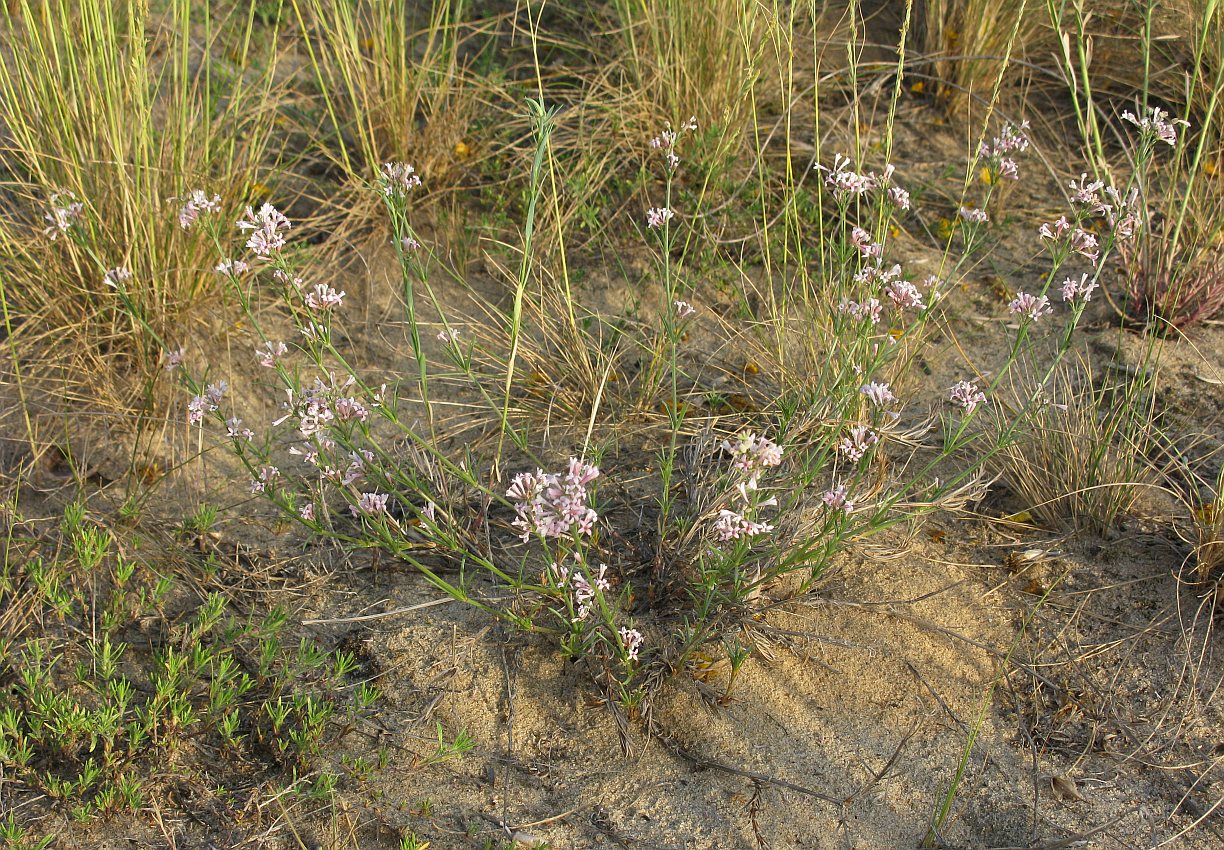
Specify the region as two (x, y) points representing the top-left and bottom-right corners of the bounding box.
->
(0, 0), (282, 393)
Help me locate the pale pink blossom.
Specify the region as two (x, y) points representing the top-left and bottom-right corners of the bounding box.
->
(1038, 216), (1072, 243)
(299, 503), (315, 521)
(225, 417), (255, 440)
(1008, 291), (1053, 321)
(838, 297), (883, 324)
(1068, 228), (1100, 264)
(1122, 106), (1188, 146)
(713, 509), (774, 541)
(646, 207), (674, 229)
(350, 492), (390, 517)
(215, 258), (249, 276)
(256, 340), (288, 367)
(43, 191), (84, 240)
(236, 203), (291, 256)
(838, 425), (877, 462)
(178, 190), (221, 230)
(379, 162), (422, 197)
(948, 380), (986, 413)
(102, 267), (131, 289)
(958, 206), (988, 225)
(885, 279), (925, 311)
(250, 465), (280, 494)
(619, 627), (644, 661)
(507, 459), (600, 541)
(888, 185), (911, 210)
(305, 283), (345, 311)
(860, 382), (896, 407)
(437, 328), (461, 343)
(162, 347), (186, 371)
(1068, 173), (1105, 206)
(673, 300), (696, 318)
(1059, 273), (1099, 302)
(851, 226), (881, 258)
(822, 484), (854, 512)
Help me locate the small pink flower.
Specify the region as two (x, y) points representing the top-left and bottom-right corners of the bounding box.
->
(958, 206), (988, 225)
(1122, 106), (1188, 146)
(618, 627), (644, 662)
(1068, 228), (1100, 264)
(226, 417), (254, 440)
(436, 327), (461, 343)
(299, 503), (315, 521)
(838, 297), (883, 324)
(1059, 273), (1099, 303)
(379, 162), (422, 197)
(43, 191), (84, 240)
(215, 258), (249, 276)
(400, 236), (421, 252)
(838, 425), (877, 462)
(888, 185), (911, 210)
(256, 340), (288, 367)
(178, 190), (221, 230)
(822, 484), (854, 512)
(250, 465), (280, 494)
(646, 207), (674, 229)
(860, 382), (896, 407)
(103, 267), (131, 289)
(1008, 291), (1053, 321)
(305, 283), (345, 311)
(885, 279), (925, 311)
(713, 509), (774, 541)
(850, 227), (881, 258)
(333, 396), (369, 423)
(162, 347), (186, 371)
(1068, 173), (1104, 206)
(673, 300), (696, 318)
(236, 203), (291, 256)
(350, 492), (390, 517)
(949, 380), (986, 413)
(1038, 216), (1072, 243)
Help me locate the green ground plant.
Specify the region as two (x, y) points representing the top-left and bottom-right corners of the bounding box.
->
(0, 499), (380, 825)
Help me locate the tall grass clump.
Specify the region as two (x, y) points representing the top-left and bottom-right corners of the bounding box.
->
(608, 0), (767, 160)
(0, 0), (282, 398)
(290, 0), (480, 225)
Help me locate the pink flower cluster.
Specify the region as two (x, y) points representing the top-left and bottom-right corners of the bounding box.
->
(305, 283), (345, 311)
(1122, 106), (1188, 146)
(552, 557), (609, 621)
(351, 492), (390, 517)
(188, 381), (227, 426)
(178, 190), (221, 231)
(948, 380), (986, 413)
(237, 203), (291, 257)
(958, 206), (988, 225)
(43, 191), (84, 240)
(103, 267), (131, 288)
(978, 121), (1030, 180)
(379, 162), (422, 197)
(713, 509), (775, 541)
(860, 381), (895, 407)
(1059, 273), (1099, 303)
(619, 627), (644, 661)
(821, 483), (854, 513)
(646, 207), (674, 229)
(250, 465), (280, 494)
(256, 340), (289, 367)
(818, 156), (909, 208)
(721, 432), (783, 491)
(506, 458), (600, 542)
(838, 424), (878, 462)
(1008, 291), (1053, 321)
